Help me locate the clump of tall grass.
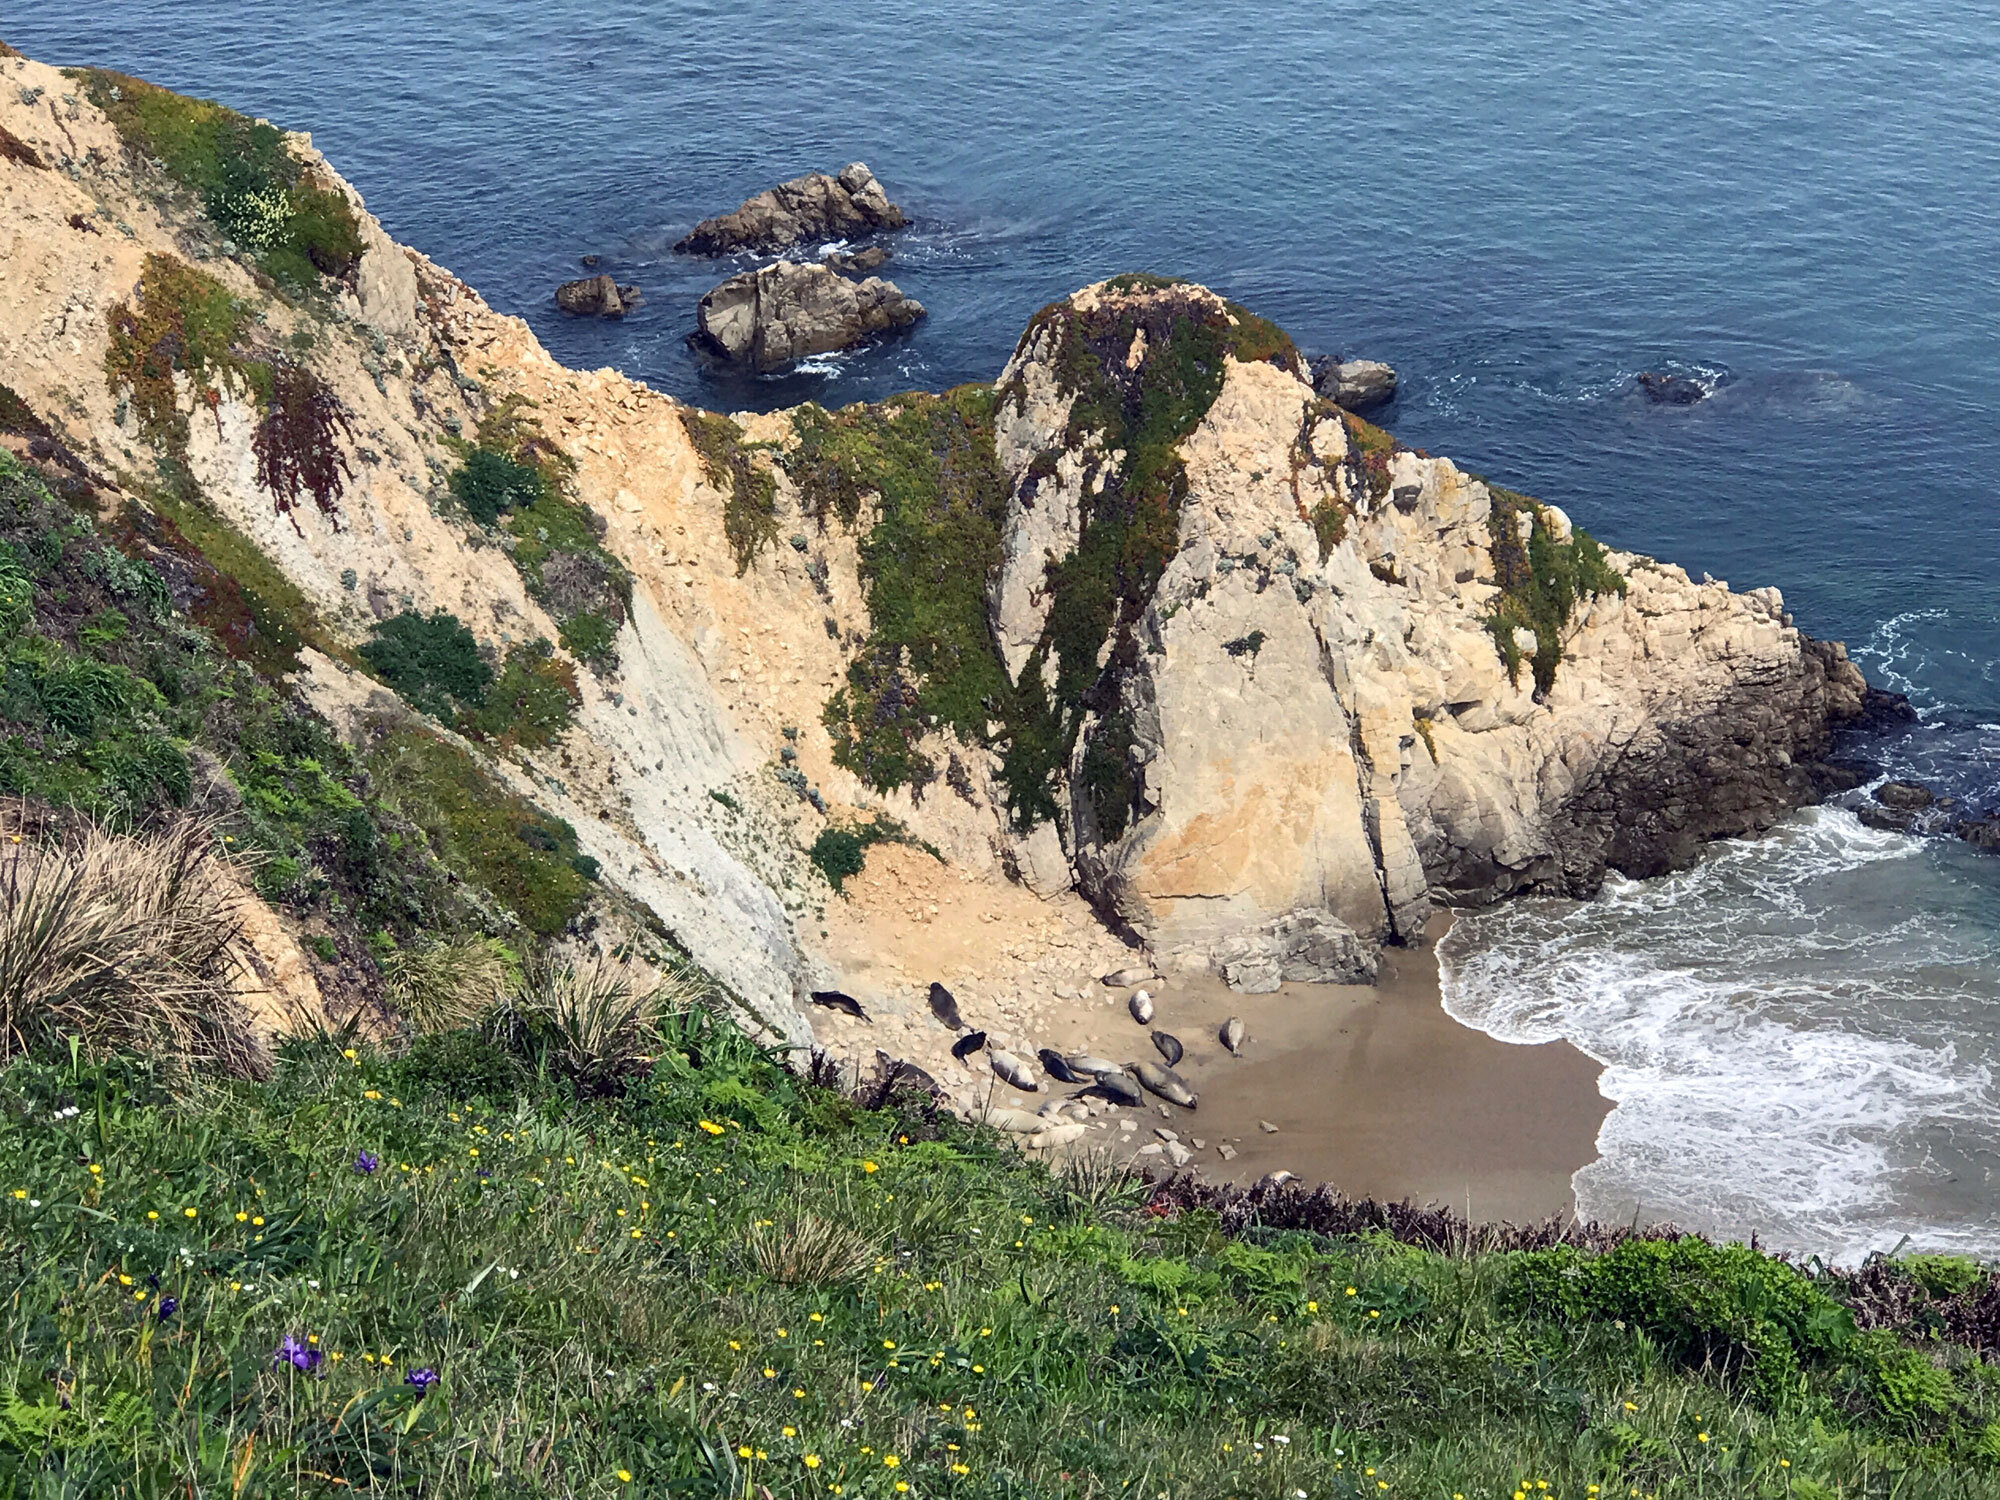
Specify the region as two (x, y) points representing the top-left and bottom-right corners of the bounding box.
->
(746, 1194), (878, 1287)
(0, 816), (261, 1074)
(500, 955), (709, 1090)
(382, 935), (511, 1034)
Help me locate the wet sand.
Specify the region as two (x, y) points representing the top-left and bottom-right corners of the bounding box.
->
(984, 920), (1611, 1224)
(1141, 930), (1611, 1222)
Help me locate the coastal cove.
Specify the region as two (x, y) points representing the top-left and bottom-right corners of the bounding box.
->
(2, 0), (1998, 1268)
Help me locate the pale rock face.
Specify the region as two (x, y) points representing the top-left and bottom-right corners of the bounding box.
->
(983, 288), (1869, 983)
(990, 323), (1086, 682)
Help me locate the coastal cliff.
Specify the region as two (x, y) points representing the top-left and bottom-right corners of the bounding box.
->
(0, 52), (1877, 1074)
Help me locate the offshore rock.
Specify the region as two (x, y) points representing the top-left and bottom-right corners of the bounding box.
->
(553, 273), (641, 318)
(675, 162), (908, 256)
(1312, 356), (1397, 411)
(693, 260), (924, 373)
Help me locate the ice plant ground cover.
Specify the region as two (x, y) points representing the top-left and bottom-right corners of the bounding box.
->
(3, 1011), (2000, 1497)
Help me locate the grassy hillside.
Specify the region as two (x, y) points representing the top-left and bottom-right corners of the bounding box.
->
(4, 1003), (2000, 1499)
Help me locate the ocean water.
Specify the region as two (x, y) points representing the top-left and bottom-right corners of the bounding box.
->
(9, 0), (1998, 1257)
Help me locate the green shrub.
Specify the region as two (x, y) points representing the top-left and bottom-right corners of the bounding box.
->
(449, 447), (545, 527)
(392, 1024), (525, 1101)
(809, 827), (868, 892)
(447, 403), (628, 671)
(1903, 1253), (1987, 1299)
(1506, 1237), (1854, 1401)
(359, 610), (493, 720)
(1857, 1335), (1960, 1433)
(464, 639), (578, 748)
(807, 815), (938, 894)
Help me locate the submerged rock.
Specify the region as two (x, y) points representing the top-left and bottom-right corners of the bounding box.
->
(1637, 370), (1709, 405)
(692, 260), (924, 373)
(1875, 779), (1935, 811)
(826, 245), (891, 273)
(676, 162), (908, 256)
(1311, 356), (1397, 411)
(1957, 816), (2000, 853)
(553, 273), (641, 318)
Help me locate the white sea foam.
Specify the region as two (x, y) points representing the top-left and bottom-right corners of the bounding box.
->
(1440, 807), (2000, 1263)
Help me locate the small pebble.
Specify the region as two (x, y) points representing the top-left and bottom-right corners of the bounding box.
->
(1259, 1120), (1280, 1134)
(1217, 1143), (1237, 1161)
(1154, 1127), (1179, 1143)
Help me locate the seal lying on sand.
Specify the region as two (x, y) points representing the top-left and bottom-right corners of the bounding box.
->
(990, 1049), (1040, 1092)
(1131, 1060), (1198, 1110)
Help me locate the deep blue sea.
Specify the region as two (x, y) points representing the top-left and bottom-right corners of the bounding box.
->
(11, 0), (1998, 1258)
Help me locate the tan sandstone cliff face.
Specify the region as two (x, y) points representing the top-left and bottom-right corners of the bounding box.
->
(0, 56), (1867, 1079)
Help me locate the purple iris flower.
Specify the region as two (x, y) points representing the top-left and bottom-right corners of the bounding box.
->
(273, 1334), (324, 1371)
(353, 1150), (380, 1175)
(404, 1367), (438, 1393)
(156, 1296), (178, 1320)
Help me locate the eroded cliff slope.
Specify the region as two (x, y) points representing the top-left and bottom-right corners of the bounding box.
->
(0, 49), (1875, 1085)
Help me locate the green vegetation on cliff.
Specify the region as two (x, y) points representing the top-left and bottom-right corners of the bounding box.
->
(1, 1005), (1998, 1497)
(76, 68), (364, 291)
(0, 447), (594, 965)
(105, 252), (354, 531)
(446, 398), (629, 671)
(787, 281), (1300, 833)
(788, 387), (1016, 799)
(1484, 484), (1628, 695)
(682, 410), (781, 576)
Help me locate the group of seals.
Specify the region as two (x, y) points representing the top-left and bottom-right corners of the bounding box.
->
(818, 970), (1257, 1131)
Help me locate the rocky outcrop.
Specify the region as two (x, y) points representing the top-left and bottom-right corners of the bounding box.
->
(675, 163), (907, 256)
(981, 280), (1881, 971)
(1311, 356), (1397, 411)
(554, 273), (641, 318)
(693, 260), (924, 372)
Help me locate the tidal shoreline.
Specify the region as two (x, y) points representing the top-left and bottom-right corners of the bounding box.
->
(1149, 916), (1612, 1223)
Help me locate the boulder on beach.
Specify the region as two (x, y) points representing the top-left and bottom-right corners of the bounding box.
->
(553, 273), (641, 318)
(693, 260), (924, 373)
(675, 162), (908, 256)
(1310, 356), (1397, 411)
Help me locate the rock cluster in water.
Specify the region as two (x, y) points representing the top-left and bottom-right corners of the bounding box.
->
(674, 161), (907, 256)
(693, 260), (925, 373)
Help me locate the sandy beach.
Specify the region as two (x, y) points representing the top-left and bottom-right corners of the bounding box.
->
(814, 848), (1609, 1222)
